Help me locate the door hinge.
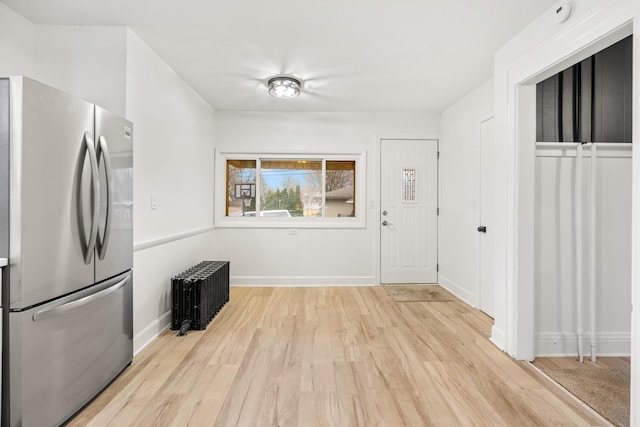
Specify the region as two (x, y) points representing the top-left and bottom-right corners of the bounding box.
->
(437, 207), (440, 216)
(437, 151), (440, 160)
(437, 263), (439, 272)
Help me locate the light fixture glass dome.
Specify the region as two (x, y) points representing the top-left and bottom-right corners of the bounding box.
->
(268, 76), (301, 98)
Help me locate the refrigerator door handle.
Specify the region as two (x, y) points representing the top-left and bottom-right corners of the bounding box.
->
(32, 275), (130, 322)
(83, 131), (100, 265)
(96, 135), (113, 260)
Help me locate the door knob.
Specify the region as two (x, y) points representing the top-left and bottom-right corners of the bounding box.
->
(477, 226), (487, 233)
(382, 220), (389, 226)
(382, 210), (388, 216)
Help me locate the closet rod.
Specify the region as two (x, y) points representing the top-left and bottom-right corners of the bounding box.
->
(535, 142), (631, 158)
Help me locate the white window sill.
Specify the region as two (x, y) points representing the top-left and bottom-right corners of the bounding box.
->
(214, 217), (365, 229)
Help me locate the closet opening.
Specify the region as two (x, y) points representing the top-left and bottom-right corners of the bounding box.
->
(524, 31), (633, 426)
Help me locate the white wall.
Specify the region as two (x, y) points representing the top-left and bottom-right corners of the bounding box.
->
(535, 152), (632, 356)
(0, 2), (35, 77)
(34, 26), (128, 116)
(439, 79), (493, 305)
(0, 7), (127, 116)
(214, 111), (439, 286)
(126, 30), (216, 353)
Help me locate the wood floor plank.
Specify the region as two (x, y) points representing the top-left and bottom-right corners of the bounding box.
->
(70, 286), (611, 426)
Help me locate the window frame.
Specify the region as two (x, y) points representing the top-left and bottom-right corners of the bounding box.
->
(215, 150), (366, 229)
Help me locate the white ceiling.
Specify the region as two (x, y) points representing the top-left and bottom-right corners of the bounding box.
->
(2, 0), (557, 112)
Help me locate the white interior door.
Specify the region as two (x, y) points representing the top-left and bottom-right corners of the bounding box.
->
(380, 139), (438, 284)
(479, 117), (495, 317)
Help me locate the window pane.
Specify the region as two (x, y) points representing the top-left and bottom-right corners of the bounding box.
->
(261, 160), (322, 217)
(227, 160), (256, 217)
(325, 160), (356, 217)
(402, 168), (417, 203)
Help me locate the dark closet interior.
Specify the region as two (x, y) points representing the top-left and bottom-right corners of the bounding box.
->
(536, 35), (632, 143)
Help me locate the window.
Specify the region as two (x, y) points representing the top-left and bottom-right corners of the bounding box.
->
(218, 153), (363, 227)
(325, 161), (356, 217)
(226, 160), (256, 217)
(260, 160), (322, 217)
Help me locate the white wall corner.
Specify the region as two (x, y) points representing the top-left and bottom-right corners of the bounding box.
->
(439, 274), (478, 308)
(490, 325), (507, 351)
(34, 25), (128, 116)
(0, 2), (36, 77)
(134, 311), (171, 355)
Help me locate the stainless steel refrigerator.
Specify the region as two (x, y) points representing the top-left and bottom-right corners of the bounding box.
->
(0, 76), (133, 427)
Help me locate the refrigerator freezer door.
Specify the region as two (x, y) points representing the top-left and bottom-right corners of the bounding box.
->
(9, 77), (96, 309)
(94, 106), (133, 282)
(7, 271), (133, 427)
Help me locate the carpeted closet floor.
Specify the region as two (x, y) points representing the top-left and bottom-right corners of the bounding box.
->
(533, 357), (630, 427)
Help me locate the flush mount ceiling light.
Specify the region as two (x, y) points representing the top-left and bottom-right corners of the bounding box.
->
(268, 75), (302, 99)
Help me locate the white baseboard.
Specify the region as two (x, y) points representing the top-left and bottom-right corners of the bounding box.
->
(438, 274), (478, 307)
(490, 325), (507, 352)
(134, 311), (171, 356)
(230, 276), (377, 287)
(536, 331), (630, 357)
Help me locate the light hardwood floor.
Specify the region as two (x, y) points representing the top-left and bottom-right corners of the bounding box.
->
(69, 286), (609, 426)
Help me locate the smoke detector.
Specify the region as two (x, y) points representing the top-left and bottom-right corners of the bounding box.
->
(553, 1), (572, 23)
